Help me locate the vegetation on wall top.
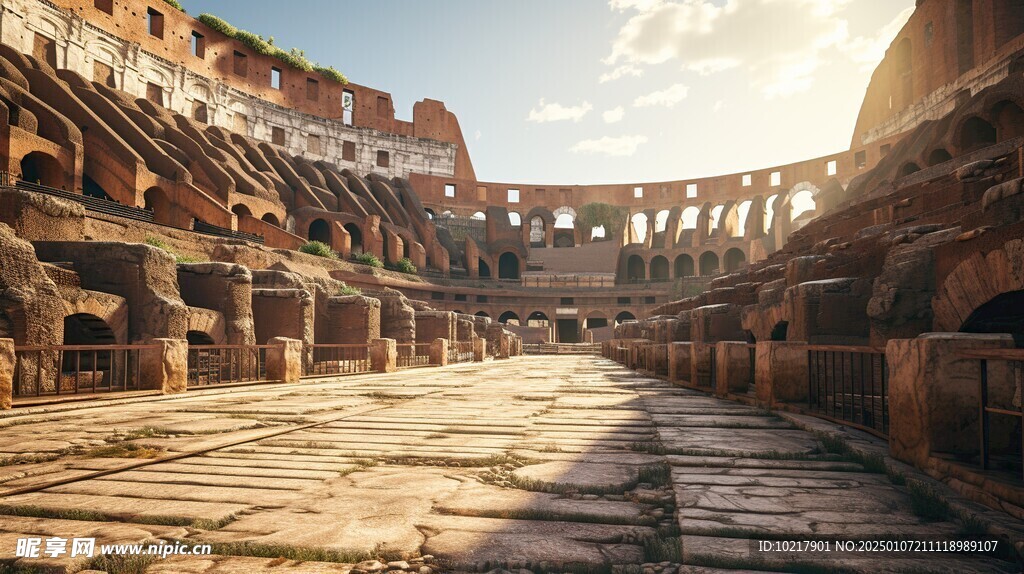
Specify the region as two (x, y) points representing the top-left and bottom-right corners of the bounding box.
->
(576, 202), (628, 240)
(197, 14), (349, 85)
(163, 0), (185, 12)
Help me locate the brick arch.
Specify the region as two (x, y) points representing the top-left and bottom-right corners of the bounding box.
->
(932, 239), (1024, 332)
(64, 296), (128, 345)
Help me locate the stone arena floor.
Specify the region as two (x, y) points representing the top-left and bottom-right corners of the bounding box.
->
(0, 356), (1017, 573)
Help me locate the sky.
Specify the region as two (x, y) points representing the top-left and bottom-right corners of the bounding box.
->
(179, 0), (915, 185)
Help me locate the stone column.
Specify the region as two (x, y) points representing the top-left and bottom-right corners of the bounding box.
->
(715, 342), (754, 398)
(430, 338), (449, 367)
(266, 337), (303, 384)
(755, 341), (809, 407)
(140, 339), (187, 394)
(0, 339), (13, 409)
(668, 342), (692, 384)
(887, 333), (1015, 469)
(473, 338), (486, 362)
(370, 338), (397, 373)
(690, 342), (716, 390)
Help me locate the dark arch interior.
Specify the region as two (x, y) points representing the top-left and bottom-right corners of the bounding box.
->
(475, 311), (490, 317)
(498, 311), (519, 324)
(0, 309), (12, 339)
(82, 175), (111, 200)
(553, 229), (575, 248)
(498, 252), (520, 279)
(261, 213), (280, 227)
(344, 223), (363, 253)
(615, 311), (636, 323)
(20, 151), (64, 189)
(960, 290), (1024, 346)
(186, 330), (216, 345)
(960, 116), (997, 152)
(699, 252), (719, 276)
(144, 187), (173, 225)
(770, 321), (789, 342)
(650, 256), (669, 280)
(898, 162), (921, 177)
(626, 255), (645, 281)
(927, 148), (952, 166)
(308, 219), (330, 244)
(63, 313), (116, 345)
(478, 258), (491, 278)
(992, 100), (1024, 141)
(724, 248), (746, 273)
(232, 204), (252, 217)
(674, 254), (694, 278)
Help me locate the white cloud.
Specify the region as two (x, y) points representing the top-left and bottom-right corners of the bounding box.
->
(527, 98), (594, 123)
(838, 7), (914, 71)
(633, 83), (689, 108)
(599, 64), (644, 83)
(603, 106), (625, 123)
(602, 0), (904, 98)
(570, 135), (648, 157)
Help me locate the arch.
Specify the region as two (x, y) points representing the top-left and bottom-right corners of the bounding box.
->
(552, 205), (577, 220)
(681, 206), (700, 230)
(591, 225), (606, 241)
(650, 256), (669, 281)
(770, 321), (789, 341)
(508, 211), (522, 226)
(143, 186), (173, 225)
(192, 101), (208, 123)
(898, 162), (921, 177)
(475, 311), (490, 318)
(529, 216), (545, 247)
(63, 313), (115, 345)
(471, 211), (486, 220)
(261, 213), (280, 227)
(960, 290), (1024, 342)
(615, 311), (636, 324)
(424, 208), (436, 219)
(789, 189), (816, 221)
(584, 311), (609, 331)
(630, 213), (649, 243)
(699, 251), (720, 276)
(764, 194), (779, 233)
(478, 258), (491, 278)
(308, 218), (331, 244)
(709, 205), (725, 234)
(19, 151), (65, 189)
(343, 222), (363, 253)
(723, 248), (746, 272)
(736, 200), (752, 237)
(231, 204), (252, 218)
(654, 210), (670, 233)
(498, 252), (520, 279)
(498, 311), (520, 325)
(926, 148), (952, 167)
(186, 330), (216, 345)
(554, 213), (575, 229)
(959, 116), (997, 152)
(991, 99), (1024, 142)
(553, 228), (576, 248)
(527, 311), (550, 326)
(674, 254), (695, 277)
(626, 254), (645, 281)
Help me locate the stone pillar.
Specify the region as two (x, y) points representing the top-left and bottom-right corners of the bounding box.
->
(755, 341), (809, 407)
(715, 341), (754, 398)
(371, 338), (397, 373)
(668, 342), (692, 383)
(266, 337), (303, 384)
(0, 339), (13, 409)
(473, 338), (486, 362)
(887, 333), (1015, 469)
(690, 342), (716, 390)
(140, 339), (187, 394)
(430, 338), (449, 367)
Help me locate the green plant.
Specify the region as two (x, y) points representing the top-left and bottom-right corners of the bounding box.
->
(337, 284), (361, 295)
(144, 236), (170, 250)
(162, 0), (185, 12)
(197, 14), (236, 36)
(576, 202), (628, 240)
(299, 240), (338, 259)
(395, 257), (417, 274)
(907, 480), (951, 521)
(315, 64), (349, 84)
(354, 252), (384, 268)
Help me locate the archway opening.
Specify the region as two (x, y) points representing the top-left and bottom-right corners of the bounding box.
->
(630, 213), (648, 244)
(19, 151), (64, 189)
(308, 218), (331, 244)
(509, 212), (522, 227)
(770, 321), (788, 341)
(186, 330), (216, 345)
(498, 252), (520, 279)
(471, 211), (486, 220)
(554, 229), (575, 248)
(591, 225), (606, 241)
(498, 311), (520, 325)
(231, 204), (252, 218)
(736, 200), (752, 237)
(479, 258), (491, 278)
(724, 248), (746, 272)
(143, 187), (173, 225)
(261, 213), (280, 227)
(626, 254), (645, 281)
(615, 311), (636, 325)
(960, 290), (1024, 345)
(475, 311), (490, 318)
(674, 254), (694, 277)
(709, 205), (725, 235)
(650, 255), (669, 281)
(681, 207), (699, 230)
(343, 223), (363, 254)
(927, 148), (952, 167)
(898, 162), (921, 177)
(424, 208), (436, 220)
(63, 313), (116, 345)
(527, 311), (550, 328)
(790, 190), (816, 221)
(960, 117), (997, 152)
(529, 216), (546, 247)
(82, 175), (111, 200)
(992, 100), (1024, 142)
(764, 195), (779, 233)
(699, 251), (720, 276)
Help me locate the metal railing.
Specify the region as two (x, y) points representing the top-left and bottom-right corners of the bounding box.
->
(193, 219), (265, 244)
(186, 345), (270, 387)
(958, 349), (1024, 481)
(806, 346), (889, 436)
(13, 344), (155, 398)
(302, 344), (372, 377)
(448, 341), (474, 364)
(397, 343), (432, 368)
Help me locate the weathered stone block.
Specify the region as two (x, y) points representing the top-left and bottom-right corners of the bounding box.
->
(140, 338), (187, 394)
(267, 337), (303, 384)
(690, 342), (716, 390)
(430, 338), (448, 366)
(668, 342), (692, 383)
(715, 341), (754, 397)
(0, 339), (13, 409)
(371, 338), (397, 373)
(755, 341), (808, 407)
(473, 337), (486, 362)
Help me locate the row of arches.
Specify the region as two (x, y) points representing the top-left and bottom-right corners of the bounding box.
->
(478, 252), (520, 279)
(487, 310), (636, 325)
(625, 249), (746, 281)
